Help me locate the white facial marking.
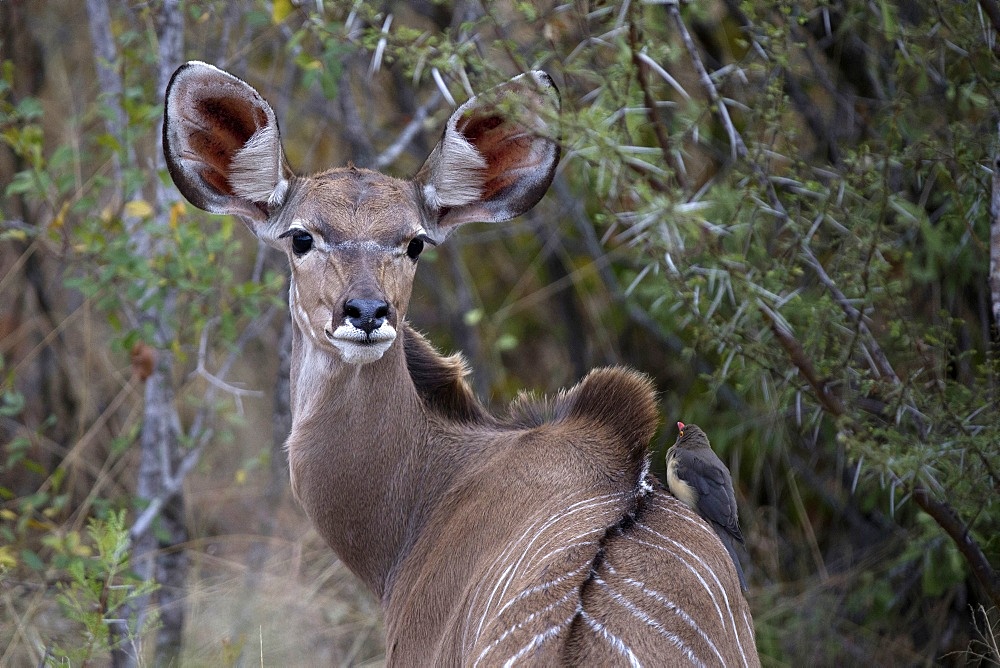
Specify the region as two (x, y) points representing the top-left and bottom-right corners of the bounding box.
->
(334, 239), (390, 253)
(290, 281), (321, 342)
(327, 321), (397, 364)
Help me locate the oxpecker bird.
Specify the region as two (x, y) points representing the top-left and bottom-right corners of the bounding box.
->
(666, 422), (749, 592)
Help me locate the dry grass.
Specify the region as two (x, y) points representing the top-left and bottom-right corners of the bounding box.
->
(0, 502), (385, 666)
(180, 528), (384, 666)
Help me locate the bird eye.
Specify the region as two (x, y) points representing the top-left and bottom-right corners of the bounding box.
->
(406, 236), (425, 260)
(291, 231), (313, 256)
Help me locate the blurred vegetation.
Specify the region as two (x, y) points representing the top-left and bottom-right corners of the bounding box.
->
(1, 0), (999, 665)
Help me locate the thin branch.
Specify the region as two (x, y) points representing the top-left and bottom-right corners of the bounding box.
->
(195, 319), (266, 400)
(990, 123), (1000, 337)
(913, 486), (1000, 607)
(375, 89), (443, 169)
(759, 301), (847, 417)
(667, 3), (746, 161)
(799, 245), (900, 385)
(187, 305), (280, 449)
(978, 0), (1000, 37)
(628, 12), (688, 192)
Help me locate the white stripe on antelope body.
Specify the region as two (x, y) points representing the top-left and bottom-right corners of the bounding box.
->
(162, 61), (759, 666)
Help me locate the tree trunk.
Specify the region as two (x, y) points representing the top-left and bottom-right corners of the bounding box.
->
(86, 1), (186, 665)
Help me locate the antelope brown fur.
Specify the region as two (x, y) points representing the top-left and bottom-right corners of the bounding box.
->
(163, 61), (759, 666)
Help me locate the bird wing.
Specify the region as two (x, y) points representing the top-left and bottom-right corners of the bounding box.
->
(675, 450), (744, 545)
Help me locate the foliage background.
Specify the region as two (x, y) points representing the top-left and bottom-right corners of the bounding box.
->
(1, 0), (999, 664)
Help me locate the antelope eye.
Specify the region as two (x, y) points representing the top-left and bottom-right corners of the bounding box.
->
(406, 236), (425, 260)
(291, 231), (313, 255)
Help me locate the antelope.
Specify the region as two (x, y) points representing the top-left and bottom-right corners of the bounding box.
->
(163, 61), (759, 666)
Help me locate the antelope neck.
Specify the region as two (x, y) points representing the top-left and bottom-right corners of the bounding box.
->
(285, 323), (458, 599)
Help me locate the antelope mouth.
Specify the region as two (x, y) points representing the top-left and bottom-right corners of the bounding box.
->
(326, 323), (397, 364)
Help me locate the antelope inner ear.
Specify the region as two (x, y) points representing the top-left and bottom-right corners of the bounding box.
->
(163, 61), (290, 233)
(414, 71), (561, 237)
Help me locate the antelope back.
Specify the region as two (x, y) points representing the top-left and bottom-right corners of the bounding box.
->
(163, 61), (560, 367)
(384, 368), (758, 665)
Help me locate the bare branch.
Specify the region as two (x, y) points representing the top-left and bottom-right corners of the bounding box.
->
(759, 301), (847, 417)
(799, 245), (900, 384)
(667, 3), (746, 161)
(375, 89), (443, 169)
(913, 485), (1000, 607)
(990, 123), (1000, 337)
(628, 13), (688, 192)
(195, 319), (266, 402)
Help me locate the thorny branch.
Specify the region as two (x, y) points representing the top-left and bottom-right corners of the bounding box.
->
(912, 487), (1000, 606)
(762, 293), (1000, 604)
(990, 123), (1000, 336)
(758, 302), (847, 417)
(628, 10), (688, 192)
(667, 3), (746, 162)
(668, 4), (1000, 607)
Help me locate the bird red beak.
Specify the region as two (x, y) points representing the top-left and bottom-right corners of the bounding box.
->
(677, 421), (685, 434)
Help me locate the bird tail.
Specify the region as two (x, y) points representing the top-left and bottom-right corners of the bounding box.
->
(714, 523), (749, 593)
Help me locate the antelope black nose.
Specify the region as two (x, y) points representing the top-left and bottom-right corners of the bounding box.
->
(344, 298), (389, 334)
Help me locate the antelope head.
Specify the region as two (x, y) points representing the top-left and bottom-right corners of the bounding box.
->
(162, 61), (559, 366)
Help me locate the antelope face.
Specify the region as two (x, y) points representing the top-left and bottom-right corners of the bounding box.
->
(277, 170), (432, 365)
(163, 61), (560, 365)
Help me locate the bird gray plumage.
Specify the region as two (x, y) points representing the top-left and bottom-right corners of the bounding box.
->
(665, 422), (748, 592)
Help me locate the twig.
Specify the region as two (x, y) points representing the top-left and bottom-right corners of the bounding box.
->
(667, 3), (746, 161)
(912, 486), (1000, 607)
(628, 13), (688, 192)
(375, 89), (443, 169)
(187, 306), (280, 451)
(978, 0), (1000, 37)
(758, 301), (846, 417)
(799, 245), (900, 385)
(990, 122), (1000, 337)
(195, 319), (266, 401)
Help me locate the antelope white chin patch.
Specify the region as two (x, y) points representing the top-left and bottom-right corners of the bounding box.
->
(328, 323), (396, 364)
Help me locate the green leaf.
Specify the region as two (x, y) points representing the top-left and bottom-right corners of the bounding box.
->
(20, 549), (44, 572)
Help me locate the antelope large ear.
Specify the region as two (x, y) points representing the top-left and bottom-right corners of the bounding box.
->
(163, 61), (290, 232)
(414, 71), (560, 240)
